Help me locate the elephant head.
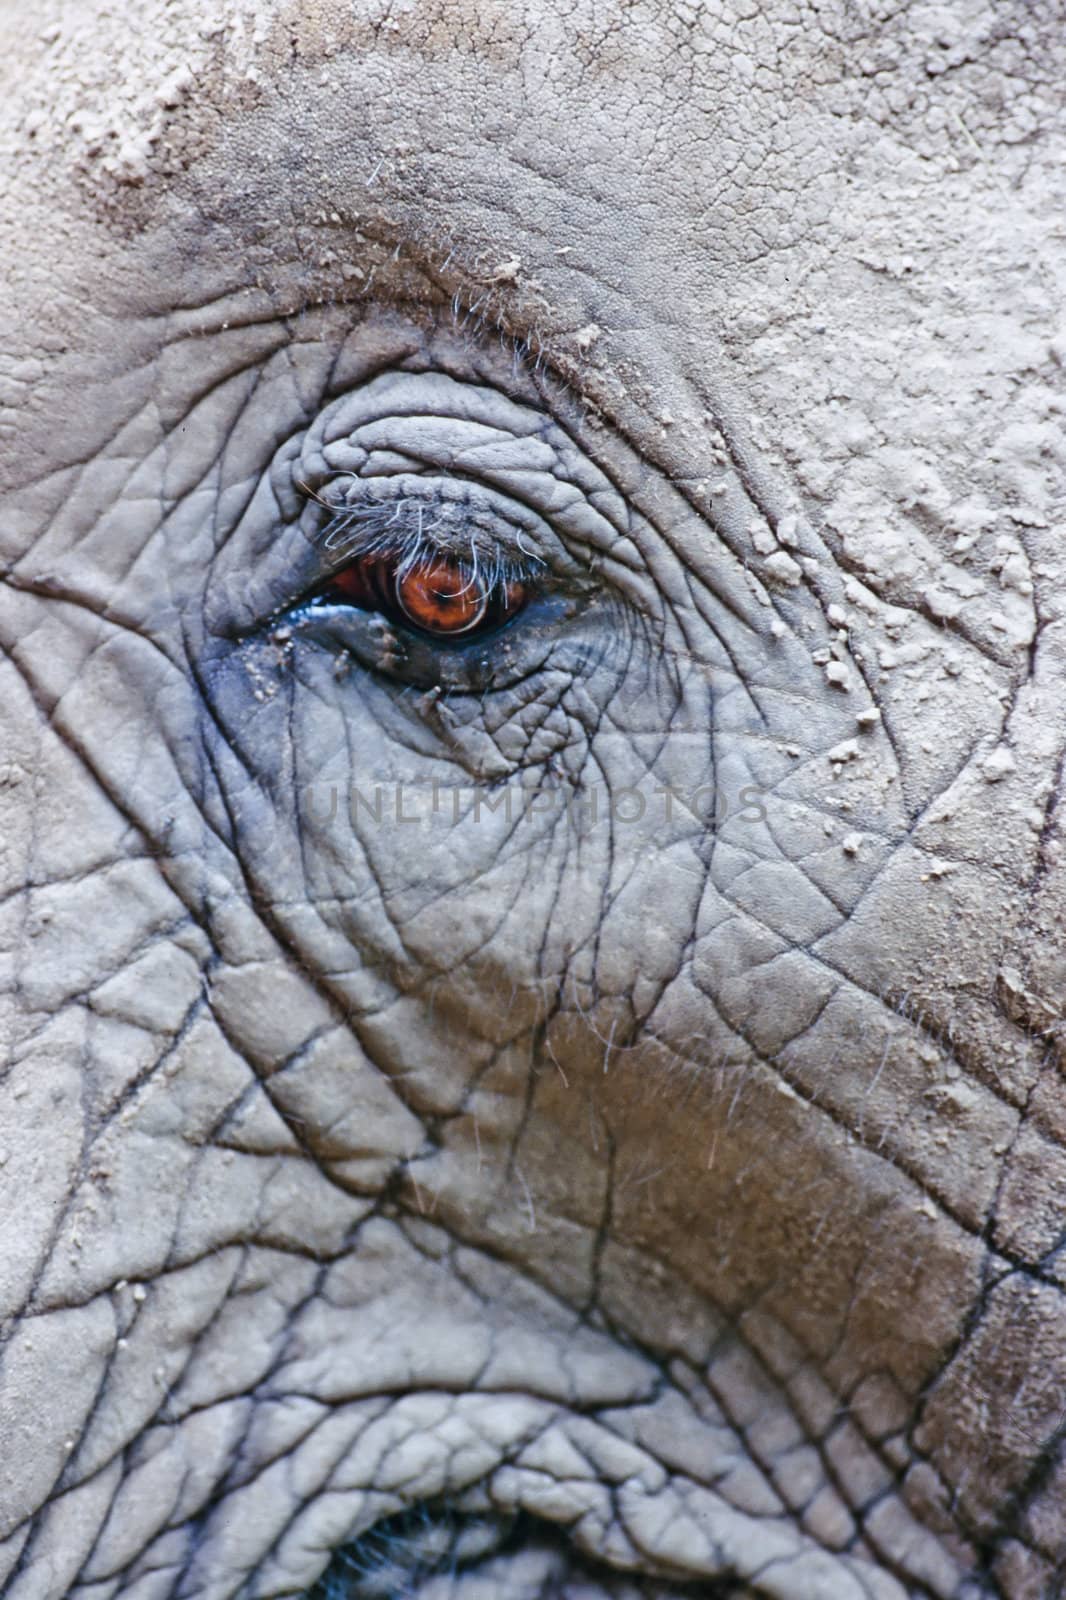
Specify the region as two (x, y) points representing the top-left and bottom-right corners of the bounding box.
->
(2, 1), (1065, 1595)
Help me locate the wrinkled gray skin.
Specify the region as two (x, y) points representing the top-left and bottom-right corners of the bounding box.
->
(1, 1), (1065, 1595)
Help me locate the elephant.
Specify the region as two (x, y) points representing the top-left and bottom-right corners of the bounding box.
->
(1, 0), (1065, 1593)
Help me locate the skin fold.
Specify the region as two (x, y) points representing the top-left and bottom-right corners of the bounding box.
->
(0, 0), (1064, 1594)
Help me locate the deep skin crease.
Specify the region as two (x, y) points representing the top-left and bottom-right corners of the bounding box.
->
(1, 1), (1065, 1596)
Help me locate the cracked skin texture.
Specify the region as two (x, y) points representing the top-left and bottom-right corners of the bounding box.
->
(1, 0), (1065, 1595)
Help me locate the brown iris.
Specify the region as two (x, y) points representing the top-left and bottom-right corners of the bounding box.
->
(395, 557), (488, 635)
(322, 553), (527, 640)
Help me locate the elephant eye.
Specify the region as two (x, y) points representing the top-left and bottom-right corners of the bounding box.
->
(318, 551), (530, 641)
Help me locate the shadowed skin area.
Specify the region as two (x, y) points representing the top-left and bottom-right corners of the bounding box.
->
(0, 0), (1065, 1596)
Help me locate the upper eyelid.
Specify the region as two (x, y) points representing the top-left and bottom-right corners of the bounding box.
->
(315, 486), (545, 553)
(291, 370), (635, 562)
(211, 360), (655, 641)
